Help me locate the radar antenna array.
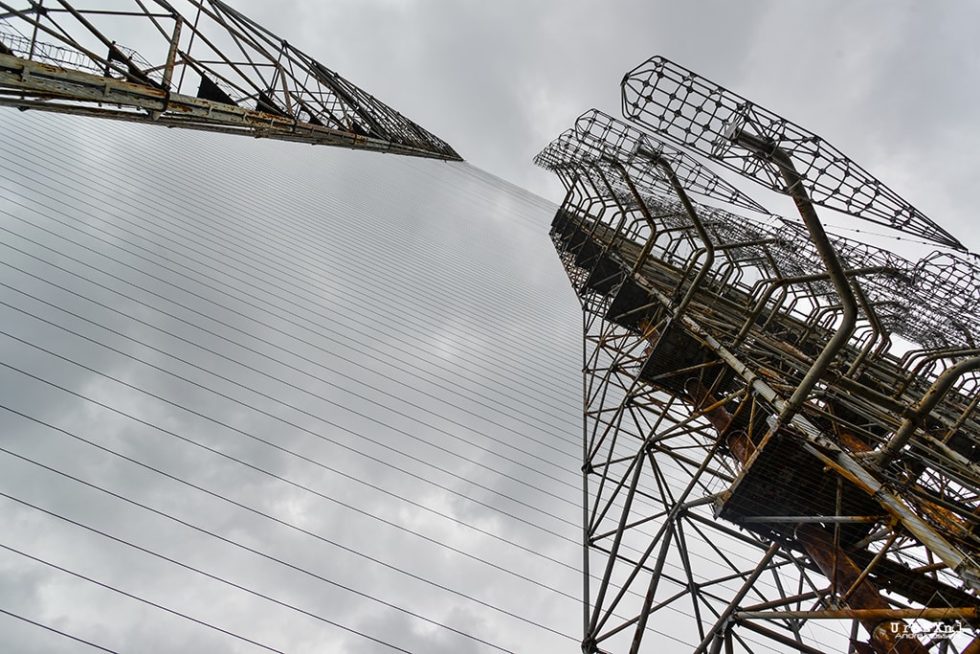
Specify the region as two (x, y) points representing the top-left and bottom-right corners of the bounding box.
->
(537, 55), (979, 654)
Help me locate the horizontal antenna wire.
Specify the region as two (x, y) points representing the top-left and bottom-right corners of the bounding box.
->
(0, 491), (516, 654)
(0, 442), (576, 642)
(0, 607), (120, 654)
(0, 227), (792, 592)
(0, 122), (584, 400)
(0, 542), (287, 653)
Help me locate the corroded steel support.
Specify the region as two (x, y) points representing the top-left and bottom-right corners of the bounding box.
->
(687, 374), (926, 654)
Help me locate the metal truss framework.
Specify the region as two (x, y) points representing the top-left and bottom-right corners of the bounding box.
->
(536, 57), (979, 654)
(0, 0), (460, 159)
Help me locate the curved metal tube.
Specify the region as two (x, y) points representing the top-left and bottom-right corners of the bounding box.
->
(896, 346), (980, 397)
(733, 267), (887, 347)
(845, 278), (888, 376)
(877, 355), (980, 467)
(634, 151), (716, 320)
(730, 133), (858, 423)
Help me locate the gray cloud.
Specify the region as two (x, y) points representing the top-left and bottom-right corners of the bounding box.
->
(230, 0), (979, 249)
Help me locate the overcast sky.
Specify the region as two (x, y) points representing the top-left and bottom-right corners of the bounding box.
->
(227, 0), (980, 252)
(1, 2), (978, 654)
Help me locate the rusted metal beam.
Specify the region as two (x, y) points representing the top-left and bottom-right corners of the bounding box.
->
(161, 16), (182, 90)
(683, 376), (929, 654)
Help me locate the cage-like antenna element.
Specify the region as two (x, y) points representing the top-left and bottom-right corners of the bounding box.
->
(621, 56), (961, 249)
(534, 111), (767, 215)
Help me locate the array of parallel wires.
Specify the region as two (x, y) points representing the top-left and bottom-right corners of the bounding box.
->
(0, 110), (594, 652)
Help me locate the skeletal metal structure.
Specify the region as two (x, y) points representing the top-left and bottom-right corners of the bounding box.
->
(536, 57), (979, 654)
(0, 0), (460, 159)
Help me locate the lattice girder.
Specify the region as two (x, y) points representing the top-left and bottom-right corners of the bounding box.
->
(0, 0), (459, 159)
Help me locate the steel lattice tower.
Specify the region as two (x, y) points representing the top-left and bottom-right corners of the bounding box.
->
(0, 0), (460, 159)
(535, 58), (979, 654)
